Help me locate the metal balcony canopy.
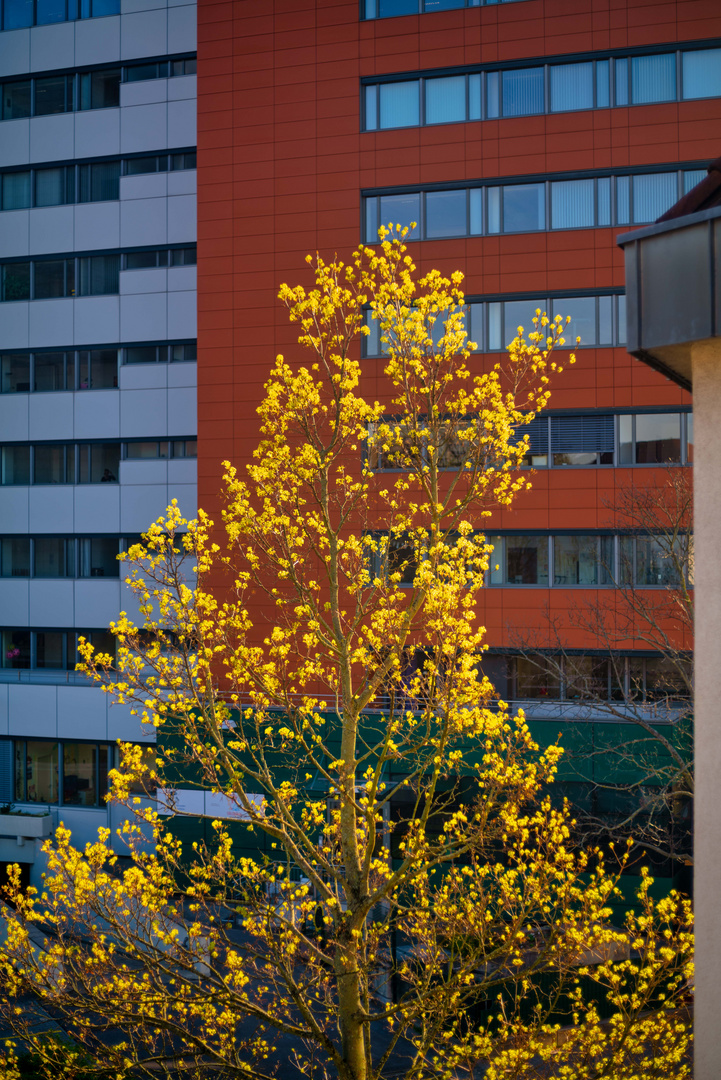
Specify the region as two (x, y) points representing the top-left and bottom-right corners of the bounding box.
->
(617, 156), (721, 391)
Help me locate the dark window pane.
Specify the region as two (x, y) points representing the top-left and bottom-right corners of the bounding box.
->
(644, 657), (690, 701)
(1, 354), (30, 393)
(425, 189), (466, 238)
(80, 537), (119, 577)
(503, 184), (544, 232)
(125, 346), (158, 364)
(25, 740), (58, 800)
(2, 0), (33, 29)
(553, 535), (608, 585)
(125, 156), (159, 175)
(63, 742), (98, 806)
(378, 0), (418, 12)
(80, 68), (120, 110)
(126, 441), (161, 459)
(34, 76), (67, 116)
(78, 255), (119, 295)
(565, 656), (609, 699)
(79, 160), (120, 202)
(125, 62), (159, 82)
(125, 250), (158, 269)
(636, 536), (684, 587)
(36, 0), (66, 23)
(683, 48), (721, 100)
(170, 246), (196, 267)
(1, 262), (30, 301)
(2, 171), (31, 210)
(635, 413), (681, 463)
(425, 75), (466, 124)
(378, 192), (420, 239)
(515, 655), (560, 698)
(171, 152), (194, 170)
(91, 0), (120, 13)
(1, 80), (31, 119)
(34, 260), (67, 300)
(34, 352), (66, 391)
(1, 445), (30, 484)
(35, 167), (67, 207)
(80, 349), (117, 389)
(36, 631), (65, 669)
(502, 67), (544, 117)
(0, 538), (30, 577)
(79, 443), (119, 483)
(2, 629), (30, 669)
(387, 535), (416, 585)
(34, 538), (69, 577)
(80, 630), (116, 664)
(379, 81), (419, 128)
(506, 536), (549, 584)
(550, 62), (593, 112)
(631, 53), (675, 104)
(34, 443), (68, 484)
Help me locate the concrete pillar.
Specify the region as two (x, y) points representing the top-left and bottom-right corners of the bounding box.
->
(692, 340), (721, 1079)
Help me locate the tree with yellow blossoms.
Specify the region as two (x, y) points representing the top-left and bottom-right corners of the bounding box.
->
(0, 231), (692, 1080)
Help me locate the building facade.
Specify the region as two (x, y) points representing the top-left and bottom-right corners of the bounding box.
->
(0, 0), (719, 884)
(0, 0), (197, 879)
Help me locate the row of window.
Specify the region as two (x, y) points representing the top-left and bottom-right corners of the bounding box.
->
(2, 628), (114, 671)
(0, 535), (144, 579)
(0, 152), (197, 211)
(1, 343), (197, 394)
(363, 168), (705, 244)
(0, 439), (197, 485)
(0, 247), (196, 302)
(362, 46), (721, 130)
(364, 292), (629, 356)
(1, 57), (197, 120)
(483, 653), (690, 703)
(363, 0), (520, 17)
(0, 0), (117, 31)
(368, 411), (693, 471)
(381, 532), (691, 589)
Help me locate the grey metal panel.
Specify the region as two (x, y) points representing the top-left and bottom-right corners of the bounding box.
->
(640, 222), (712, 348)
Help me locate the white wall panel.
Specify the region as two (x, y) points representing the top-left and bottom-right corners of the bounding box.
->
(167, 457), (196, 484)
(166, 481), (195, 516)
(167, 73), (195, 101)
(8, 685), (57, 738)
(119, 292), (167, 341)
(166, 289), (196, 338)
(74, 580), (122, 629)
(166, 265), (195, 291)
(74, 109), (121, 159)
(118, 363), (168, 391)
(0, 28), (30, 78)
(167, 194), (195, 242)
(119, 387), (168, 437)
(73, 297), (120, 345)
(29, 21), (75, 72)
(120, 103), (167, 154)
(0, 395), (29, 441)
(119, 266), (167, 294)
(167, 386), (196, 435)
(29, 580), (74, 626)
(0, 581), (30, 627)
(120, 459), (168, 484)
(29, 113), (75, 163)
(28, 391), (74, 441)
(167, 3), (196, 52)
(0, 303), (30, 349)
(74, 484), (120, 533)
(74, 390), (120, 440)
(121, 0), (167, 14)
(120, 79), (167, 107)
(167, 168), (195, 197)
(28, 206), (74, 256)
(74, 14), (121, 65)
(57, 685), (109, 741)
(167, 97), (195, 148)
(167, 362), (196, 388)
(119, 172), (167, 201)
(29, 487), (74, 533)
(74, 201), (121, 250)
(0, 210), (29, 258)
(107, 698), (153, 742)
(0, 119), (30, 167)
(28, 299), (74, 350)
(120, 7), (168, 59)
(120, 199), (168, 247)
(119, 483), (169, 531)
(0, 489), (29, 531)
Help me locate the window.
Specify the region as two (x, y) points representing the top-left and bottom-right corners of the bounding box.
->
(2, 263), (30, 302)
(34, 352), (71, 392)
(620, 534), (691, 588)
(618, 413), (687, 465)
(0, 0), (120, 29)
(12, 740), (112, 807)
(682, 47), (721, 100)
(1, 354), (30, 393)
(77, 349), (117, 389)
(34, 443), (70, 484)
(78, 68), (120, 110)
(0, 539), (30, 578)
(78, 443), (120, 483)
(35, 166), (71, 208)
(550, 62), (594, 112)
(2, 629), (30, 669)
(0, 343), (192, 390)
(34, 75), (73, 116)
(1, 446), (30, 484)
(2, 171), (31, 210)
(79, 161), (120, 202)
(79, 538), (119, 577)
(34, 538), (71, 577)
(124, 439), (196, 460)
(34, 260), (74, 300)
(363, 167), (697, 244)
(124, 57), (196, 82)
(502, 67), (544, 117)
(364, 0), (523, 15)
(425, 76), (466, 124)
(551, 414), (614, 466)
(17, 740), (58, 802)
(1, 80), (31, 120)
(78, 254), (119, 296)
(497, 653), (690, 703)
(513, 655), (560, 699)
(122, 247), (196, 270)
(553, 535), (613, 585)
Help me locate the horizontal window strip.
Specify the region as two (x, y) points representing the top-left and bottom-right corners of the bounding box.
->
(0, 342), (196, 394)
(362, 45), (721, 129)
(0, 534), (186, 580)
(363, 167), (706, 243)
(1, 0), (119, 30)
(0, 439), (197, 486)
(0, 56), (196, 119)
(364, 0), (526, 17)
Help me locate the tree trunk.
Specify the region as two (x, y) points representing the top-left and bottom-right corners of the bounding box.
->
(336, 938), (367, 1080)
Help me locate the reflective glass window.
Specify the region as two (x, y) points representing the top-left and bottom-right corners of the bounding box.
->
(2, 171), (31, 210)
(79, 160), (120, 202)
(78, 349), (117, 389)
(550, 62), (593, 112)
(80, 538), (119, 578)
(63, 743), (99, 806)
(2, 0), (33, 29)
(1, 81), (31, 119)
(425, 189), (466, 237)
(378, 192), (420, 238)
(631, 53), (675, 104)
(506, 536), (549, 584)
(635, 413), (681, 463)
(553, 535), (612, 585)
(36, 0), (66, 23)
(502, 67), (544, 116)
(379, 81), (419, 128)
(552, 296), (597, 346)
(34, 537), (69, 576)
(425, 75), (466, 124)
(387, 535), (417, 585)
(25, 740), (58, 801)
(378, 0), (417, 13)
(636, 536), (682, 587)
(34, 76), (67, 115)
(550, 178), (594, 229)
(1, 353), (29, 393)
(125, 346), (158, 364)
(125, 155), (162, 175)
(79, 68), (120, 110)
(502, 184), (544, 232)
(514, 655), (560, 698)
(78, 443), (120, 483)
(565, 656), (610, 699)
(78, 255), (119, 295)
(35, 166), (68, 207)
(125, 62), (161, 83)
(1, 445), (30, 484)
(91, 0), (120, 13)
(0, 538), (30, 577)
(632, 172), (677, 223)
(682, 48), (721, 100)
(503, 299), (542, 345)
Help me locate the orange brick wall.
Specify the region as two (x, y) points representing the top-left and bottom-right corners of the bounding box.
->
(197, 0), (716, 649)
